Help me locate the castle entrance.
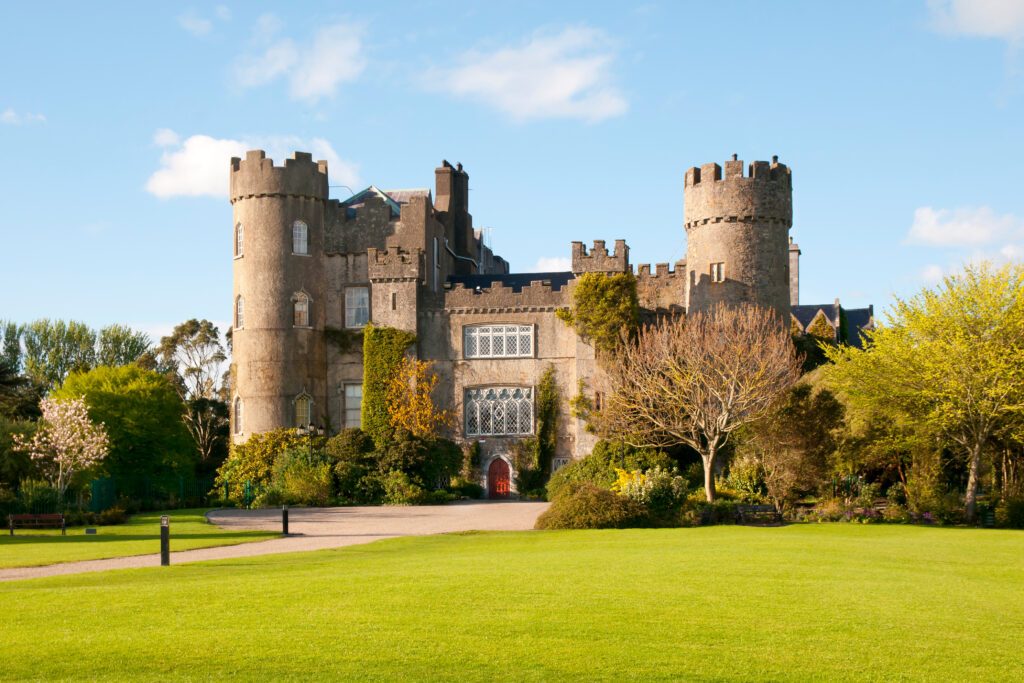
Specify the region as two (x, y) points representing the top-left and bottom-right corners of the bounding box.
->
(487, 458), (511, 499)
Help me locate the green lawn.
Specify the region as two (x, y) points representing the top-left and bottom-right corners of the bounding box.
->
(0, 509), (276, 568)
(2, 524), (1022, 681)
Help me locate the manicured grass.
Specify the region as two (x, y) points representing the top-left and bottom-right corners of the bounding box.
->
(0, 509), (276, 568)
(2, 524), (1022, 681)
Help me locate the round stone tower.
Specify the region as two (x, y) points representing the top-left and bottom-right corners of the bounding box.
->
(683, 154), (792, 317)
(230, 150), (329, 441)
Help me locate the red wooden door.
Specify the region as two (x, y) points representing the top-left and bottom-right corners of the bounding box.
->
(488, 458), (511, 499)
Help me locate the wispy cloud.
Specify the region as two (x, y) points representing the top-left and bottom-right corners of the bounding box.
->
(928, 0), (1024, 42)
(178, 12), (212, 37)
(425, 26), (628, 123)
(531, 256), (572, 272)
(907, 206), (1024, 246)
(145, 130), (360, 199)
(232, 17), (366, 102)
(908, 204), (1024, 282)
(1, 108), (46, 125)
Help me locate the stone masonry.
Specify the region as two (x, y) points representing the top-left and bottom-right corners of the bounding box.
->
(230, 152), (873, 496)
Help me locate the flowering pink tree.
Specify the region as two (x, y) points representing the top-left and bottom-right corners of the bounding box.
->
(14, 397), (109, 498)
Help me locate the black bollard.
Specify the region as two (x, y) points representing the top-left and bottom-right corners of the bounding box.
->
(282, 505), (289, 536)
(160, 515), (170, 566)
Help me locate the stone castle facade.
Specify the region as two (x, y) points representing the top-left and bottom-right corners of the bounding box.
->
(229, 151), (872, 496)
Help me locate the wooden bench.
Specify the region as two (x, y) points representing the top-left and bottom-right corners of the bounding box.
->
(8, 513), (66, 536)
(736, 504), (782, 526)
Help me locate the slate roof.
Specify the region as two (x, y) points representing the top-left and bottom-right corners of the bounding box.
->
(791, 304), (833, 329)
(843, 307), (874, 346)
(447, 272), (575, 293)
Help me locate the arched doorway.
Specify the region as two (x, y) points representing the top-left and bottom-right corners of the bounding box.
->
(487, 458), (511, 499)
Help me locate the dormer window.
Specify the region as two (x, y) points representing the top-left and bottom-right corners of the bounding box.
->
(292, 220), (308, 255)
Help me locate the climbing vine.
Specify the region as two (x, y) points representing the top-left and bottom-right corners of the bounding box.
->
(556, 272), (639, 358)
(362, 325), (416, 445)
(324, 326), (364, 354)
(806, 314), (837, 343)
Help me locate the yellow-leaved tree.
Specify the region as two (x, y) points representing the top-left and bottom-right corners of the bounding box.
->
(825, 262), (1024, 522)
(385, 357), (454, 439)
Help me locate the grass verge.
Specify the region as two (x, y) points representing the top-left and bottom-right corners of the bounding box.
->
(1, 524), (1022, 680)
(0, 508), (276, 568)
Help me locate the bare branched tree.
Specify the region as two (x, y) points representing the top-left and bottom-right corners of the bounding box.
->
(599, 304), (802, 501)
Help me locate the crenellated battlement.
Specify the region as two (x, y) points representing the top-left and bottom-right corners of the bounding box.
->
(367, 247), (423, 282)
(230, 150), (329, 204)
(635, 260), (686, 279)
(684, 154), (791, 188)
(571, 239), (630, 274)
(683, 154), (792, 230)
(444, 278), (569, 312)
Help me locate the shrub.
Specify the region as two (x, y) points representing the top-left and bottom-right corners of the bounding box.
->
(214, 428), (311, 506)
(325, 429), (378, 503)
(376, 434), (462, 491)
(995, 498), (1024, 529)
(97, 506), (127, 525)
(535, 483), (649, 530)
(450, 478), (484, 499)
(18, 478), (59, 513)
(612, 466), (688, 523)
(272, 448), (332, 506)
(679, 492), (739, 526)
(425, 489), (457, 505)
(381, 470), (426, 505)
(0, 485), (18, 517)
(546, 440), (673, 501)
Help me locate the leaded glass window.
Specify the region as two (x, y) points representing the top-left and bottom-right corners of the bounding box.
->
(464, 387), (533, 436)
(293, 221), (308, 255)
(463, 325), (533, 359)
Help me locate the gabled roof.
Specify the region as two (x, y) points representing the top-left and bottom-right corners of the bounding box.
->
(384, 188), (431, 205)
(340, 185), (404, 218)
(843, 307), (874, 346)
(447, 272), (575, 293)
(791, 304), (833, 329)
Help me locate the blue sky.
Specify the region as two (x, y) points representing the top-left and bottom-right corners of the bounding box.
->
(1, 1), (1023, 340)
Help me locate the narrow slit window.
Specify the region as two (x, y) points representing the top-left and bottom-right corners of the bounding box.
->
(292, 220), (308, 255)
(235, 223), (244, 257)
(711, 262), (725, 283)
(293, 294), (309, 327)
(235, 295), (245, 328)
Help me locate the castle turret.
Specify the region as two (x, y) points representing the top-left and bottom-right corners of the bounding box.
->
(683, 154), (793, 317)
(230, 151), (329, 441)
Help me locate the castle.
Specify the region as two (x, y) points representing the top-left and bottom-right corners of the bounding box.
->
(229, 151), (872, 497)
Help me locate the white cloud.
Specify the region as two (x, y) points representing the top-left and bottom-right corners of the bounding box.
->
(153, 128), (181, 147)
(145, 130), (360, 199)
(1, 108), (45, 125)
(928, 0), (1024, 42)
(178, 12), (212, 37)
(531, 256), (572, 272)
(907, 206), (1024, 246)
(921, 264), (946, 284)
(426, 26), (628, 123)
(232, 19), (366, 102)
(215, 6), (232, 22)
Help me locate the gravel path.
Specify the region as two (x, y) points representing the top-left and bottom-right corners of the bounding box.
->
(0, 501), (548, 582)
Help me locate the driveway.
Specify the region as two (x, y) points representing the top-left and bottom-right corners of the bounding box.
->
(0, 501), (548, 582)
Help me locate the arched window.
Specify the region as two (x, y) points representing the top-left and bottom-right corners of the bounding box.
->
(292, 220), (308, 255)
(235, 223), (244, 257)
(233, 397), (243, 435)
(294, 394), (312, 428)
(293, 293), (309, 327)
(235, 295), (244, 328)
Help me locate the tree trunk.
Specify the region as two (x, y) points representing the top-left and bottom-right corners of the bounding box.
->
(703, 451), (717, 502)
(964, 441), (983, 523)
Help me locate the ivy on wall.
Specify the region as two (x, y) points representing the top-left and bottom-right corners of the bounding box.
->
(362, 325), (416, 445)
(324, 327), (364, 354)
(556, 272), (639, 357)
(512, 365), (562, 494)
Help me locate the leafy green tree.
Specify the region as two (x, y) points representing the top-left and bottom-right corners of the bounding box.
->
(825, 263), (1024, 522)
(736, 384), (845, 511)
(0, 356), (42, 421)
(52, 365), (193, 482)
(1, 320), (22, 369)
(22, 319), (96, 390)
(97, 325), (151, 367)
